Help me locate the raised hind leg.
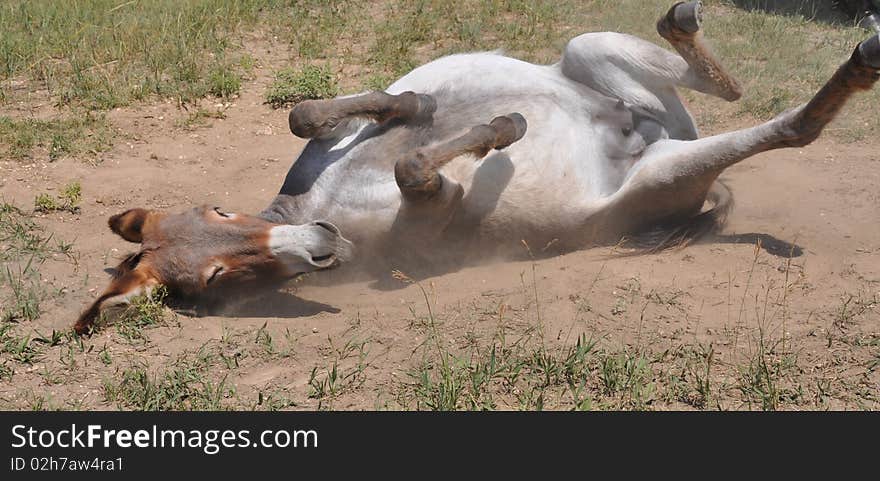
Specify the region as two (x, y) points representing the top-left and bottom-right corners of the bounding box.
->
(608, 35), (880, 235)
(288, 90), (436, 139)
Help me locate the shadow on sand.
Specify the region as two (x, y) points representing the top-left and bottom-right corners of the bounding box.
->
(730, 0), (861, 25)
(711, 232), (804, 257)
(173, 290), (340, 319)
(364, 230), (805, 294)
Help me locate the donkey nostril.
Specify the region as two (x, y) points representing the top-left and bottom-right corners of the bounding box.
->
(311, 253), (335, 263)
(312, 221), (340, 236)
(309, 253), (337, 267)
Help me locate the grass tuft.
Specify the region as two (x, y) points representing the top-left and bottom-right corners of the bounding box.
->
(0, 201), (73, 325)
(0, 114), (112, 161)
(113, 286), (171, 344)
(206, 63), (242, 99)
(34, 181), (82, 214)
(103, 350), (233, 411)
(265, 65), (338, 108)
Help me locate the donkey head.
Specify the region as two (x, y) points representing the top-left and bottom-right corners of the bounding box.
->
(73, 205), (352, 334)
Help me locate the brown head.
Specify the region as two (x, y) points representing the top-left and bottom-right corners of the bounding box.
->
(74, 205), (352, 334)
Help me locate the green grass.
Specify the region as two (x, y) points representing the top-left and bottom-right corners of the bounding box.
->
(0, 0), (266, 160)
(662, 343), (716, 409)
(369, 0), (573, 72)
(98, 345), (113, 366)
(307, 336), (370, 409)
(402, 326), (668, 411)
(0, 325), (41, 364)
(1, 203), (46, 261)
(280, 1), (360, 60)
(389, 239), (851, 411)
(0, 202), (78, 378)
(34, 181), (82, 214)
(113, 286), (172, 344)
(0, 202), (74, 324)
(102, 349), (234, 410)
(2, 0), (877, 159)
(251, 389), (298, 411)
(0, 114), (112, 161)
(0, 0), (272, 109)
(598, 348), (655, 409)
(0, 326), (69, 370)
(736, 339), (802, 411)
(206, 64), (242, 99)
(1, 263), (43, 324)
(265, 65), (339, 108)
(395, 269), (654, 411)
(0, 361), (12, 381)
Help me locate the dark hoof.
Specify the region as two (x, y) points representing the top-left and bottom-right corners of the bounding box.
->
(73, 323), (91, 336)
(858, 35), (880, 69)
(414, 93), (437, 120)
(289, 101), (329, 138)
(672, 1), (702, 34)
(394, 91), (437, 123)
(490, 113), (528, 150)
(505, 112), (528, 142)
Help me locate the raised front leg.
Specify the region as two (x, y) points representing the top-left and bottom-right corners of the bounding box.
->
(394, 113), (527, 202)
(657, 1), (742, 101)
(560, 2), (743, 141)
(288, 91), (437, 139)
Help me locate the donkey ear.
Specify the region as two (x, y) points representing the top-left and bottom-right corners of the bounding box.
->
(108, 208), (154, 243)
(73, 264), (159, 335)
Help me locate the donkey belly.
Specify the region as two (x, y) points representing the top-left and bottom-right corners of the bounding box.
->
(388, 53), (636, 234)
(270, 52), (644, 249)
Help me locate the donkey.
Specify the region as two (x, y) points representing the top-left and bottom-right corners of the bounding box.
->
(74, 2), (880, 334)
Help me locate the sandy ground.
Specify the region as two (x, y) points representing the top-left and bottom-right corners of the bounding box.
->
(1, 41), (878, 410)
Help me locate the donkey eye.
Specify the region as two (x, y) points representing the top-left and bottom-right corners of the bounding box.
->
(213, 207), (231, 218)
(206, 265), (224, 285)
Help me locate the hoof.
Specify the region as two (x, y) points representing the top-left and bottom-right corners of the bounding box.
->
(671, 1), (702, 34)
(410, 92), (437, 122)
(505, 112), (528, 142)
(858, 34), (880, 69)
(289, 101), (328, 138)
(415, 93), (437, 118)
(490, 113), (528, 150)
(396, 91), (437, 123)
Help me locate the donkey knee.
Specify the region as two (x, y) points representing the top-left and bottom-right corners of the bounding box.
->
(289, 101), (327, 138)
(769, 107), (822, 148)
(394, 154), (444, 202)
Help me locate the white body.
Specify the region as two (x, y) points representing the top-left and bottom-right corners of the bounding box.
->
(261, 30), (855, 265)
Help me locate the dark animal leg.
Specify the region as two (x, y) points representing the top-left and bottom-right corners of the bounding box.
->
(657, 1), (743, 101)
(288, 91), (436, 139)
(394, 113), (527, 201)
(774, 36), (880, 148)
